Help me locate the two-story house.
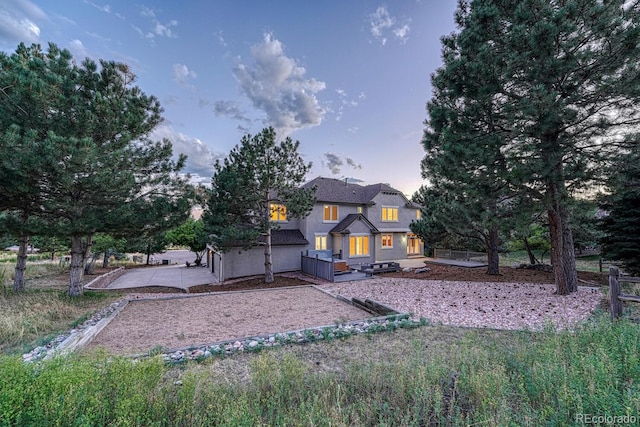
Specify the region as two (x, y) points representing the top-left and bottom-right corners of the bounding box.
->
(207, 176), (424, 281)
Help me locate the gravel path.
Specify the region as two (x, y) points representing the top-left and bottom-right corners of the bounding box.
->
(320, 277), (602, 331)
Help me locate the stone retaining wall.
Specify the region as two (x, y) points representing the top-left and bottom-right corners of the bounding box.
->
(84, 266), (126, 290)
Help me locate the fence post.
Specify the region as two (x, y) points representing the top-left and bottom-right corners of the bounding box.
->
(609, 266), (622, 321)
(314, 254), (319, 278)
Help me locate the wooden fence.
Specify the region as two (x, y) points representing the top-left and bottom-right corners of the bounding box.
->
(609, 266), (640, 320)
(301, 252), (335, 282)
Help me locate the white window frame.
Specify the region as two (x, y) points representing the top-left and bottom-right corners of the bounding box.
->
(381, 206), (399, 222)
(315, 233), (327, 250)
(323, 205), (339, 223)
(381, 233), (393, 249)
(349, 234), (370, 257)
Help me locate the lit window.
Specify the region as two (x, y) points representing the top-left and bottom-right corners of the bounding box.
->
(381, 234), (393, 248)
(323, 205), (338, 222)
(357, 206), (363, 214)
(416, 210), (421, 219)
(270, 204), (287, 221)
(382, 207), (398, 221)
(349, 235), (369, 256)
(315, 234), (327, 250)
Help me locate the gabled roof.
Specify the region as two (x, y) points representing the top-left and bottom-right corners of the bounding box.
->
(329, 213), (380, 234)
(303, 176), (417, 206)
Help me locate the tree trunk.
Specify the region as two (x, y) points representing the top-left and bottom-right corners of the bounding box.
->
(486, 228), (500, 275)
(548, 194), (578, 295)
(146, 242), (151, 265)
(13, 234), (29, 292)
(102, 251), (110, 269)
(69, 234), (92, 297)
(523, 237), (539, 265)
(561, 207), (578, 293)
(264, 226), (274, 283)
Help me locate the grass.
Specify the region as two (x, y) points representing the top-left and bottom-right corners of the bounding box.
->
(0, 263), (123, 355)
(500, 250), (604, 272)
(1, 254), (638, 425)
(0, 316), (638, 426)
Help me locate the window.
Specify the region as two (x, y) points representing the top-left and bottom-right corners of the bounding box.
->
(323, 205), (338, 222)
(315, 234), (327, 250)
(416, 210), (421, 220)
(381, 234), (393, 248)
(349, 235), (369, 257)
(357, 206), (363, 214)
(382, 206), (398, 221)
(270, 203), (287, 221)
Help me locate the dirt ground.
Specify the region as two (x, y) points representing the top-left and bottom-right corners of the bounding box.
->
(80, 264), (608, 356)
(85, 286), (372, 355)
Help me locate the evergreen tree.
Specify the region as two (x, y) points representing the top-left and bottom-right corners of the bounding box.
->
(425, 0), (640, 294)
(599, 146), (640, 275)
(418, 31), (515, 274)
(203, 127), (315, 283)
(0, 43), (192, 296)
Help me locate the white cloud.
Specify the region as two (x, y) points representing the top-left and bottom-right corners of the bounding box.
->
(68, 39), (90, 60)
(171, 63), (197, 86)
(369, 6), (410, 45)
(213, 30), (227, 47)
(83, 0), (110, 14)
(233, 32), (326, 136)
(139, 6), (177, 42)
(0, 0), (45, 44)
(334, 88), (360, 121)
(151, 124), (223, 178)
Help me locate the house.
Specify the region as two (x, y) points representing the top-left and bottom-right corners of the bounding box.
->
(207, 176), (424, 281)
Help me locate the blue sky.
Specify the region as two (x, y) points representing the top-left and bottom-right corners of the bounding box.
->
(0, 0), (458, 195)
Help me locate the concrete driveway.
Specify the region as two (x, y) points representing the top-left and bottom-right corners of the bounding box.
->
(106, 250), (217, 291)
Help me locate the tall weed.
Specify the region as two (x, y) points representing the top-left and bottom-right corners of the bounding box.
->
(0, 314), (638, 426)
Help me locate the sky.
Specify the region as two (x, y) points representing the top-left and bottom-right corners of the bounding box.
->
(0, 0), (459, 196)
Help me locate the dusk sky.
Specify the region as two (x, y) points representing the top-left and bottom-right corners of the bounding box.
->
(0, 0), (459, 195)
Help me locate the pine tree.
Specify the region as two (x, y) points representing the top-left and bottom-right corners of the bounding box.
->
(424, 0), (640, 294)
(0, 43), (193, 295)
(204, 127), (315, 283)
(599, 146), (640, 275)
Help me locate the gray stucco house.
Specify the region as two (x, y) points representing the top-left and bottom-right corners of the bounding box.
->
(207, 176), (424, 281)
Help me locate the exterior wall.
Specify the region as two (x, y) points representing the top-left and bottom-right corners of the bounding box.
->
(274, 216), (300, 230)
(302, 203), (360, 250)
(376, 232), (409, 261)
(369, 193), (420, 228)
(213, 245), (304, 282)
(336, 218), (375, 265)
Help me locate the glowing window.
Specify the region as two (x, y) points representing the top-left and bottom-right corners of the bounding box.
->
(315, 234), (327, 250)
(349, 235), (369, 256)
(270, 204), (287, 221)
(382, 206), (398, 222)
(323, 205), (338, 222)
(381, 234), (393, 248)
